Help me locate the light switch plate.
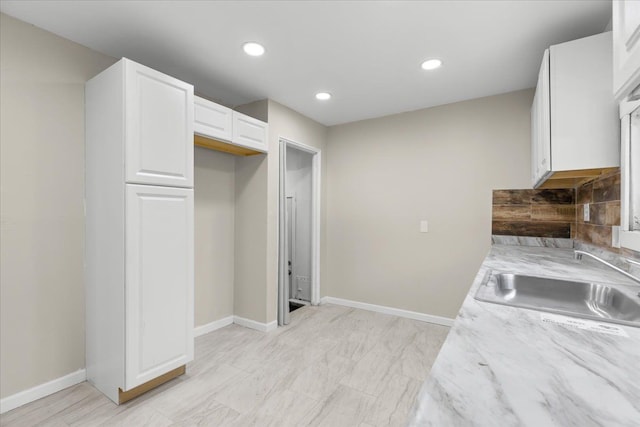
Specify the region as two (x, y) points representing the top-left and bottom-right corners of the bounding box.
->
(420, 220), (429, 233)
(583, 203), (590, 222)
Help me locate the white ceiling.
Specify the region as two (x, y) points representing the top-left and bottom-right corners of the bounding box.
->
(1, 1), (611, 126)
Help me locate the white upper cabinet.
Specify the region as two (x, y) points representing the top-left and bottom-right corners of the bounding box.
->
(125, 60), (194, 187)
(616, 2), (640, 252)
(531, 32), (619, 188)
(531, 49), (551, 186)
(194, 96), (233, 142)
(613, 0), (640, 100)
(232, 111), (268, 153)
(125, 184), (194, 389)
(193, 96), (268, 155)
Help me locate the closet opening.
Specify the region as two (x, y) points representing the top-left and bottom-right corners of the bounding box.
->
(278, 138), (321, 326)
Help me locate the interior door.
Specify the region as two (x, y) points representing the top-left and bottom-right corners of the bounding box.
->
(125, 59), (194, 188)
(125, 184), (194, 389)
(278, 142), (290, 325)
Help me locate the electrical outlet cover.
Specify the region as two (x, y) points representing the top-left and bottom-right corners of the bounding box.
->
(584, 203), (590, 222)
(612, 226), (620, 248)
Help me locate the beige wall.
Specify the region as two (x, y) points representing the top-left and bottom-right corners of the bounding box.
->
(194, 147), (236, 325)
(0, 14), (116, 398)
(0, 13), (239, 399)
(233, 153), (269, 322)
(325, 90), (534, 318)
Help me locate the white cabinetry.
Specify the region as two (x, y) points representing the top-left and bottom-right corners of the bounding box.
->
(620, 101), (640, 251)
(531, 32), (619, 188)
(531, 50), (551, 185)
(86, 58), (194, 404)
(125, 185), (193, 388)
(615, 3), (640, 252)
(232, 111), (268, 152)
(194, 95), (268, 155)
(613, 0), (640, 100)
(125, 61), (193, 187)
(194, 96), (232, 142)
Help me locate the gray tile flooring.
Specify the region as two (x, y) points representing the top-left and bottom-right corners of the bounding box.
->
(0, 304), (449, 427)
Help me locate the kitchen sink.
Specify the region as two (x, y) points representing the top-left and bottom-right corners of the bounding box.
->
(475, 271), (640, 327)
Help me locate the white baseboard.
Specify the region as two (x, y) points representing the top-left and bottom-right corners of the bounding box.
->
(233, 316), (278, 332)
(194, 315), (234, 337)
(321, 296), (455, 327)
(0, 369), (86, 414)
(195, 315), (277, 335)
(1, 314), (275, 415)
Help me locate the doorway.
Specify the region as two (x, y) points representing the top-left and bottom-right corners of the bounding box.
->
(278, 138), (321, 326)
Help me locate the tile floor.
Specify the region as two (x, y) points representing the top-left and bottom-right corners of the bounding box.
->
(0, 304), (449, 427)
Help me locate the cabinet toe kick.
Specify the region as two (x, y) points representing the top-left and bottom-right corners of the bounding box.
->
(118, 365), (186, 404)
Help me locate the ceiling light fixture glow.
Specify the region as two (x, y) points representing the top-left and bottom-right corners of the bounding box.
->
(315, 92), (332, 100)
(421, 59), (442, 70)
(243, 42), (265, 56)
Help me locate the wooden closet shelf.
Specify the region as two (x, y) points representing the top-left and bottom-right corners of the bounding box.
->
(194, 134), (262, 156)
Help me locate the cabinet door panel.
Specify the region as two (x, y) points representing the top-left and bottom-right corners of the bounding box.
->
(125, 185), (194, 390)
(232, 111), (268, 153)
(532, 49), (551, 188)
(126, 60), (194, 187)
(551, 33), (618, 171)
(194, 96), (233, 142)
(531, 88), (539, 186)
(614, 0), (640, 99)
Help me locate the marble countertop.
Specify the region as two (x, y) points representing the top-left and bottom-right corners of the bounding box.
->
(408, 244), (640, 427)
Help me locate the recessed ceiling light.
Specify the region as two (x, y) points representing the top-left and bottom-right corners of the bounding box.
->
(315, 92), (331, 100)
(243, 42), (265, 56)
(421, 59), (442, 70)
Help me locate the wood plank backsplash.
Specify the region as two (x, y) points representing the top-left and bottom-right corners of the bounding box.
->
(575, 170), (621, 251)
(492, 169), (630, 253)
(492, 189), (575, 238)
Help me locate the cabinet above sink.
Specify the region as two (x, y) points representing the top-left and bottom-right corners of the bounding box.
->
(531, 32), (620, 189)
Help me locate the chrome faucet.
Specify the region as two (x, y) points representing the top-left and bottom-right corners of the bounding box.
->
(574, 250), (640, 285)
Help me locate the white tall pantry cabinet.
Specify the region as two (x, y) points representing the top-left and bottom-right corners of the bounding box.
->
(85, 58), (194, 404)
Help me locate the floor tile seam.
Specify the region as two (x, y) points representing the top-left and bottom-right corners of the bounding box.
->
(147, 380), (235, 419)
(163, 399), (240, 424)
(57, 393), (105, 424)
(3, 388), (88, 427)
(4, 386), (82, 417)
(334, 382), (379, 400)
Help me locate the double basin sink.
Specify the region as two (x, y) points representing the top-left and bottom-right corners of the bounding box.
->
(475, 271), (640, 327)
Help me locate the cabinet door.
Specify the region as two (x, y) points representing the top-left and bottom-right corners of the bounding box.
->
(551, 33), (618, 172)
(532, 49), (551, 187)
(125, 60), (194, 187)
(125, 184), (194, 390)
(194, 96), (233, 142)
(531, 88), (539, 186)
(620, 101), (640, 251)
(614, 0), (640, 99)
(232, 111), (268, 153)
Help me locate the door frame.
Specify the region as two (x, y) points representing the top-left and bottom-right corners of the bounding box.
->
(278, 137), (321, 326)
